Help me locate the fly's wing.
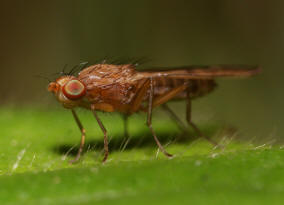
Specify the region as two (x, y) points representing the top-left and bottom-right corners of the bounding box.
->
(134, 65), (261, 80)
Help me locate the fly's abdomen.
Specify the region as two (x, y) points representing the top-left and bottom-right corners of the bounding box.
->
(153, 78), (217, 100)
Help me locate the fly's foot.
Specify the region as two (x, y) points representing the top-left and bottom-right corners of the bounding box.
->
(69, 155), (81, 164)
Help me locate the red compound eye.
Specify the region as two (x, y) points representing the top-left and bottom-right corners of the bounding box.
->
(62, 80), (86, 100)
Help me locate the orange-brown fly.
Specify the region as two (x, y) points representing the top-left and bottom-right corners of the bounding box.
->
(48, 63), (261, 163)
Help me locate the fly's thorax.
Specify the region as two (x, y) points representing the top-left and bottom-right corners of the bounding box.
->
(48, 76), (87, 109)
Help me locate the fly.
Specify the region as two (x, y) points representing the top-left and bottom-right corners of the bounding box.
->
(48, 63), (261, 163)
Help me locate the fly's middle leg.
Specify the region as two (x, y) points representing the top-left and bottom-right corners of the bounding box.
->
(147, 78), (173, 158)
(119, 114), (131, 152)
(91, 105), (109, 163)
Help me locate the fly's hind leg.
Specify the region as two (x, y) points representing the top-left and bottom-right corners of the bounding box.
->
(161, 104), (190, 138)
(147, 78), (173, 158)
(186, 92), (223, 148)
(69, 109), (86, 164)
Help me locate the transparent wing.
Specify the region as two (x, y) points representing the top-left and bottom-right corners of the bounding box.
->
(135, 65), (261, 80)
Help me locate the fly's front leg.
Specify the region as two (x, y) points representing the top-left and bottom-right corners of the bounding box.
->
(69, 109), (86, 164)
(147, 78), (173, 158)
(91, 105), (109, 163)
(186, 92), (223, 148)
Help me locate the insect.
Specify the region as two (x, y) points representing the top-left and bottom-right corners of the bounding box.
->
(48, 63), (260, 163)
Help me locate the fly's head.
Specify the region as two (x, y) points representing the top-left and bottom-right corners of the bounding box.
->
(48, 76), (87, 109)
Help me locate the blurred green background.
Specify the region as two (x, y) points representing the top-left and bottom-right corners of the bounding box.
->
(0, 0), (282, 140)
